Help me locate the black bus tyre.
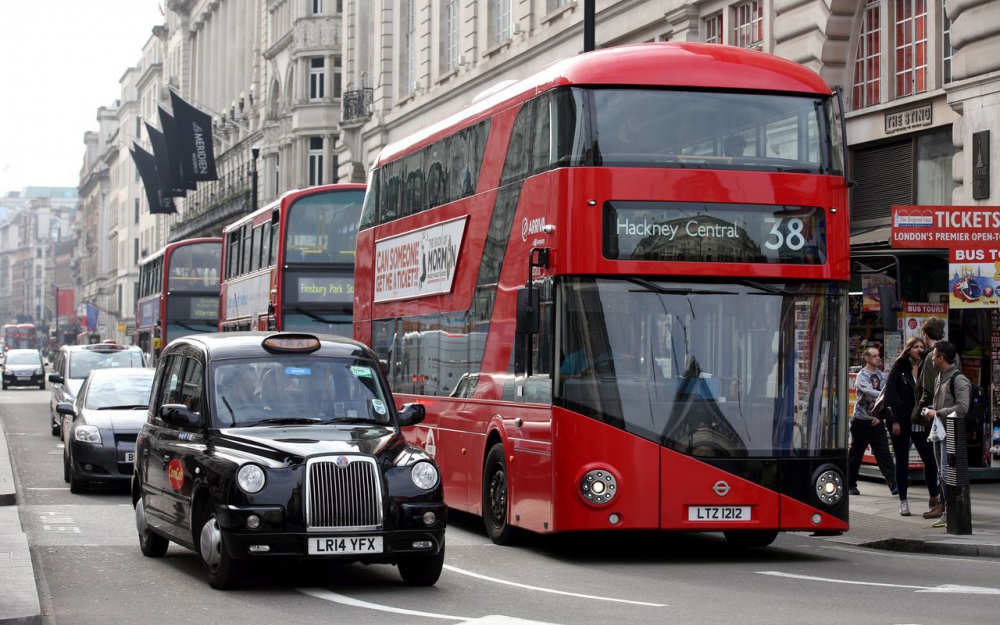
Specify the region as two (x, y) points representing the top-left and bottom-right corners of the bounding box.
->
(398, 539), (445, 586)
(723, 530), (779, 548)
(198, 504), (240, 589)
(135, 498), (169, 558)
(482, 443), (517, 545)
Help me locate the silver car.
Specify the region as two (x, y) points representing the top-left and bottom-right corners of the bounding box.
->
(57, 367), (155, 494)
(48, 343), (146, 436)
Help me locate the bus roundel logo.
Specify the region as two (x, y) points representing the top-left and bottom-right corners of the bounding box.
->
(713, 481), (731, 497)
(336, 456), (349, 468)
(167, 458), (185, 491)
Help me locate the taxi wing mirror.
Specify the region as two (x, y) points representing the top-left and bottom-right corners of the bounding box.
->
(48, 373), (64, 384)
(159, 404), (202, 428)
(398, 402), (425, 427)
(55, 402), (75, 416)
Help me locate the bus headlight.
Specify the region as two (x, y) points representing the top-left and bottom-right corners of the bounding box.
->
(411, 462), (439, 490)
(237, 464), (266, 493)
(814, 467), (844, 506)
(581, 469), (618, 505)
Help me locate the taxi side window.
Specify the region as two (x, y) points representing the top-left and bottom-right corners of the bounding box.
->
(180, 360), (204, 414)
(161, 356), (186, 406)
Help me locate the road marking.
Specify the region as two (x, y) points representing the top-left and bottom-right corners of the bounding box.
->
(443, 565), (667, 607)
(821, 544), (1000, 566)
(758, 571), (1000, 594)
(297, 588), (470, 620)
(28, 487), (70, 490)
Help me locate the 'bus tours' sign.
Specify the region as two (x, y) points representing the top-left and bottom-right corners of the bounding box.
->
(374, 217), (466, 303)
(603, 201), (826, 264)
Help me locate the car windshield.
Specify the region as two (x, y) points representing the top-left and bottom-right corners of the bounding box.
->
(85, 372), (155, 409)
(6, 352), (40, 366)
(212, 356), (393, 428)
(69, 350), (145, 379)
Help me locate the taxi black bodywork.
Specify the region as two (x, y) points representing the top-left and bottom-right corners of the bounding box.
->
(131, 332), (445, 589)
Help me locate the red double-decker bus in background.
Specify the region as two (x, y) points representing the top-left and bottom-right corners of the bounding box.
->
(16, 324), (38, 350)
(354, 43), (852, 547)
(3, 324), (17, 352)
(219, 184), (365, 335)
(136, 238), (222, 364)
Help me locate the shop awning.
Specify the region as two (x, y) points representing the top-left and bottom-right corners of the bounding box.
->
(850, 225), (892, 249)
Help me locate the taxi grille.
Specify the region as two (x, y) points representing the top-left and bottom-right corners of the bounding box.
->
(306, 457), (383, 531)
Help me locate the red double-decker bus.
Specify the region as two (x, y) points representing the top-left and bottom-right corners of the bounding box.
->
(353, 43), (851, 547)
(136, 238), (222, 363)
(219, 184), (365, 335)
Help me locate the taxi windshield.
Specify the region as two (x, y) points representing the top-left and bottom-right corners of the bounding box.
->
(212, 356), (393, 428)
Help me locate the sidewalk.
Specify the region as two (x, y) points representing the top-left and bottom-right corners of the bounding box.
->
(825, 478), (1000, 558)
(0, 418), (41, 625)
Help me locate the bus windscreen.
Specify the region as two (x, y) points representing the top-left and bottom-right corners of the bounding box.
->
(168, 243), (221, 292)
(285, 190), (366, 264)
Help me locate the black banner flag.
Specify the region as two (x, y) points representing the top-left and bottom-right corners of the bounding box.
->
(157, 107), (197, 191)
(145, 122), (186, 198)
(169, 91), (219, 182)
(130, 143), (177, 215)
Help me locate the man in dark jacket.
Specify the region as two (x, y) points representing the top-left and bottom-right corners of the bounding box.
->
(923, 340), (971, 528)
(911, 317), (950, 518)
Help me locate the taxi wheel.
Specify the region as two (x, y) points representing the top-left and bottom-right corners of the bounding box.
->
(398, 539), (445, 586)
(135, 498), (169, 558)
(482, 443), (517, 545)
(198, 505), (240, 590)
(723, 530), (779, 548)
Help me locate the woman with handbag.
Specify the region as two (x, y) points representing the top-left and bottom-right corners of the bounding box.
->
(884, 336), (939, 516)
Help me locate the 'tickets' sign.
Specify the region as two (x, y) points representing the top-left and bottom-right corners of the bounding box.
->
(891, 205), (1000, 248)
(374, 217), (466, 303)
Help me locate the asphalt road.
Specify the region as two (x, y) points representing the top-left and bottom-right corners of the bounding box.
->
(3, 386), (998, 625)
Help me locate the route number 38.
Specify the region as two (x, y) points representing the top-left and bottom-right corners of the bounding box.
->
(764, 217), (805, 251)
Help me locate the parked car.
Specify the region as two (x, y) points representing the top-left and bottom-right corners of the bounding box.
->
(48, 343), (146, 436)
(2, 349), (45, 390)
(132, 332), (445, 589)
(56, 367), (155, 494)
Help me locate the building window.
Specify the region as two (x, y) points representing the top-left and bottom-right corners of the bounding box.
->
(704, 13), (724, 44)
(942, 0), (952, 83)
(442, 0), (460, 72)
(894, 0), (928, 98)
(401, 0), (416, 95)
(274, 153), (280, 195)
(312, 0), (322, 15)
(134, 238), (139, 265)
(134, 198), (140, 224)
(309, 137), (324, 186)
(136, 116), (142, 137)
(489, 0), (511, 46)
(852, 0), (882, 110)
(333, 55), (342, 98)
(309, 57), (325, 101)
(916, 129), (958, 204)
(732, 1), (763, 50)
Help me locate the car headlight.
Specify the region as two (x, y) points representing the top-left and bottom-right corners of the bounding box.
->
(237, 464), (266, 493)
(74, 425), (102, 444)
(410, 461), (439, 490)
(35, 368), (44, 375)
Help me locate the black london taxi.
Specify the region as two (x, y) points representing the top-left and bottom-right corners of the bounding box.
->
(131, 332), (445, 589)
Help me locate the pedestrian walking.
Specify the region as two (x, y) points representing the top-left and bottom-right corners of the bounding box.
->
(911, 317), (948, 518)
(884, 336), (939, 516)
(848, 346), (897, 496)
(922, 340), (971, 528)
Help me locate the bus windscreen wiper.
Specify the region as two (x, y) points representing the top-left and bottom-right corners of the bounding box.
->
(736, 279), (808, 296)
(294, 308), (339, 324)
(176, 321), (214, 333)
(627, 278), (734, 295)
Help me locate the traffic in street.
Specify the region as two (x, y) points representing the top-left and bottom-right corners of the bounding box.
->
(3, 384), (999, 625)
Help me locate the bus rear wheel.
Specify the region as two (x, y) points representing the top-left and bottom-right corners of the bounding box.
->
(723, 530), (778, 548)
(482, 443), (517, 545)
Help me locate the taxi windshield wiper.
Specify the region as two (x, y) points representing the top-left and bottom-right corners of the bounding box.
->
(252, 417), (323, 426)
(95, 404), (148, 410)
(322, 417), (380, 425)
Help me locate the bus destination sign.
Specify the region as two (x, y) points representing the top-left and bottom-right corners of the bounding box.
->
(603, 201), (826, 264)
(295, 276), (354, 303)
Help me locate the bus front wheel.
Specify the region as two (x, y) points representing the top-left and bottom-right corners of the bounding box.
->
(723, 530), (778, 548)
(482, 443), (517, 545)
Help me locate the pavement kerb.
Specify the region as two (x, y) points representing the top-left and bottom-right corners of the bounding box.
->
(0, 418), (17, 506)
(0, 416), (43, 625)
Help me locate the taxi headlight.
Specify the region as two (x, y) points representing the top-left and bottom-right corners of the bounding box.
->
(74, 425), (101, 444)
(410, 462), (439, 490)
(237, 464), (266, 493)
(814, 467), (844, 506)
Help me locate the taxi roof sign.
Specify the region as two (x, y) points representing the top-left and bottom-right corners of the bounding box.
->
(262, 334), (321, 353)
